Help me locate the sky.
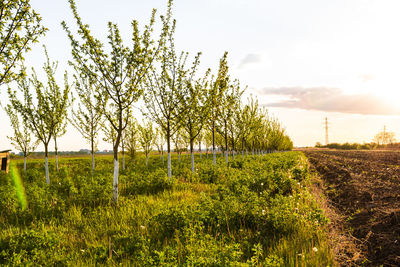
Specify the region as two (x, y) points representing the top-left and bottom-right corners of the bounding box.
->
(2, 0), (400, 151)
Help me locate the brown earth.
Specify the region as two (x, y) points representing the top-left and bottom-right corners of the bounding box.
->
(304, 150), (400, 266)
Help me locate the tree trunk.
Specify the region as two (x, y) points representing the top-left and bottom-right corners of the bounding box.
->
(212, 122), (216, 165)
(224, 145), (228, 163)
(91, 138), (95, 175)
(224, 121), (228, 164)
(190, 140), (195, 173)
(55, 137), (59, 172)
(167, 132), (172, 179)
(91, 152), (95, 175)
(113, 128), (121, 203)
(113, 146), (119, 203)
(44, 144), (49, 184)
(23, 154), (27, 171)
(146, 153), (148, 166)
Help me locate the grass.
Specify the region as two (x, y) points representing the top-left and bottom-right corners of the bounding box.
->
(0, 151), (334, 266)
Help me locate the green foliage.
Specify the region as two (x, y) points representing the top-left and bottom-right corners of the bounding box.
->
(0, 151), (333, 266)
(317, 142), (376, 150)
(0, 0), (47, 86)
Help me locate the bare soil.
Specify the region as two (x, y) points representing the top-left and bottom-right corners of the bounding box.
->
(304, 150), (400, 266)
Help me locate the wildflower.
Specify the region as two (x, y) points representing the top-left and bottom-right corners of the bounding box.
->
(313, 247), (318, 252)
(80, 249), (85, 252)
(140, 225), (146, 230)
(262, 209), (266, 215)
(260, 182), (264, 186)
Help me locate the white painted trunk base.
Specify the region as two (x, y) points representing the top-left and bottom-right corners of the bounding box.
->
(91, 153), (95, 174)
(45, 157), (49, 184)
(213, 149), (216, 165)
(113, 159), (119, 202)
(24, 157), (27, 171)
(167, 152), (172, 180)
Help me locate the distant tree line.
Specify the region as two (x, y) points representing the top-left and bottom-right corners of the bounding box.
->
(315, 127), (397, 150)
(315, 142), (377, 150)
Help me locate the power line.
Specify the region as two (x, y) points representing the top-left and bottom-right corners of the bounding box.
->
(325, 117), (329, 145)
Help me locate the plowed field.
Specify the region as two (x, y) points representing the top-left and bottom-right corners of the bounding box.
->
(304, 150), (400, 266)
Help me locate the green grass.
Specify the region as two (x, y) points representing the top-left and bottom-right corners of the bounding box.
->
(0, 152), (334, 266)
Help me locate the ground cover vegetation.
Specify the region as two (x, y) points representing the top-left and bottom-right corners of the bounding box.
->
(0, 152), (333, 266)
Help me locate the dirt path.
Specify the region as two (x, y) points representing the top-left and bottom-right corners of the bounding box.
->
(304, 150), (400, 266)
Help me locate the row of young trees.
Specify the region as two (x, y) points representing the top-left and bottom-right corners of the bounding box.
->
(2, 0), (292, 203)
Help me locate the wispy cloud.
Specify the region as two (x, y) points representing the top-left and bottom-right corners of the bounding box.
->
(260, 86), (399, 115)
(238, 53), (262, 68)
(358, 73), (375, 82)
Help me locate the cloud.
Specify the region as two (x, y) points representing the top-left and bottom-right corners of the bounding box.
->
(259, 86), (399, 115)
(238, 53), (262, 68)
(358, 74), (375, 82)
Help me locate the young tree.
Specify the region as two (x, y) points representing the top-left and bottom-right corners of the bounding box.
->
(143, 2), (194, 179)
(70, 72), (103, 174)
(0, 0), (47, 87)
(180, 61), (210, 173)
(8, 50), (70, 184)
(46, 56), (70, 172)
(236, 95), (258, 159)
(138, 120), (155, 166)
(63, 0), (159, 202)
(216, 79), (242, 163)
(208, 52), (229, 165)
(5, 101), (39, 171)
